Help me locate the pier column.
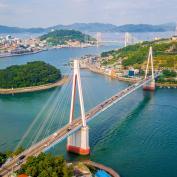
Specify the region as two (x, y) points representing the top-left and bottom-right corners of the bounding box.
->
(67, 126), (90, 155)
(143, 80), (155, 91)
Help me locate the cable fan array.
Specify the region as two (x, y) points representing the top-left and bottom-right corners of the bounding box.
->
(16, 72), (73, 150)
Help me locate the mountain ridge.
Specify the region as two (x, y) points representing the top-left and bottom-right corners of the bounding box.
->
(0, 23), (176, 34)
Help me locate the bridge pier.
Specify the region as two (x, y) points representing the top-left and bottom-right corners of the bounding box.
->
(67, 59), (90, 155)
(143, 80), (155, 91)
(67, 126), (90, 155)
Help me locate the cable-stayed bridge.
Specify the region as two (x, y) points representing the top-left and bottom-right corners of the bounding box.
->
(0, 47), (161, 176)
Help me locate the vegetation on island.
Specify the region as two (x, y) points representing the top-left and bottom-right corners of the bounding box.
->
(101, 38), (177, 84)
(0, 147), (24, 167)
(7, 146), (25, 157)
(0, 61), (62, 89)
(157, 69), (177, 84)
(1, 149), (73, 177)
(0, 152), (7, 167)
(40, 29), (95, 46)
(17, 153), (73, 177)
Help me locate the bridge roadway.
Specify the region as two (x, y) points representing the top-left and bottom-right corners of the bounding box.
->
(0, 73), (160, 176)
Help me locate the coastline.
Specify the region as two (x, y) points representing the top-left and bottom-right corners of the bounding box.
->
(83, 160), (120, 177)
(0, 76), (69, 95)
(80, 63), (141, 83)
(0, 44), (95, 59)
(156, 82), (177, 88)
(0, 49), (47, 59)
(81, 63), (177, 88)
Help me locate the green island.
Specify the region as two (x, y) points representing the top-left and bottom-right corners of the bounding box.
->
(40, 29), (95, 46)
(0, 61), (62, 89)
(101, 38), (177, 85)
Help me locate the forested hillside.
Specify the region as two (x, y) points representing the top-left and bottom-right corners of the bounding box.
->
(40, 29), (95, 45)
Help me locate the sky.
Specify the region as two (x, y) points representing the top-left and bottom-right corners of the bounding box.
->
(0, 0), (176, 27)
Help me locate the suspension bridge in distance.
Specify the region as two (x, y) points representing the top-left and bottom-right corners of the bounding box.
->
(95, 32), (139, 47)
(0, 47), (161, 176)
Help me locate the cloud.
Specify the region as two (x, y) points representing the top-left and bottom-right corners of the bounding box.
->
(0, 0), (176, 27)
(0, 2), (7, 9)
(71, 0), (88, 2)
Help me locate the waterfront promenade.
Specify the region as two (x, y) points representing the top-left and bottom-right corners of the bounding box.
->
(80, 61), (177, 88)
(84, 160), (120, 177)
(80, 62), (141, 83)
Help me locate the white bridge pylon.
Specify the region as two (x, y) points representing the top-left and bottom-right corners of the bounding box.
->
(124, 32), (138, 47)
(96, 32), (102, 47)
(67, 60), (90, 155)
(143, 46), (156, 91)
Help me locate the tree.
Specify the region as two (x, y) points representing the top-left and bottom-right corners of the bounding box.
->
(0, 152), (7, 166)
(40, 30), (95, 46)
(13, 146), (24, 156)
(163, 69), (177, 78)
(0, 61), (62, 88)
(17, 153), (73, 177)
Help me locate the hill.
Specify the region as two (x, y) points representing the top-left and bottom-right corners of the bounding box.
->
(101, 38), (177, 84)
(115, 24), (175, 32)
(0, 23), (176, 34)
(40, 29), (95, 45)
(48, 23), (118, 32)
(101, 38), (177, 68)
(0, 61), (61, 88)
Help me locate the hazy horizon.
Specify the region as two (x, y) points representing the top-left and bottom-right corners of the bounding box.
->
(0, 22), (176, 29)
(0, 0), (176, 28)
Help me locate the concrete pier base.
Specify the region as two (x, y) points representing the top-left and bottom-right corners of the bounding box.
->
(143, 81), (155, 91)
(67, 126), (90, 155)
